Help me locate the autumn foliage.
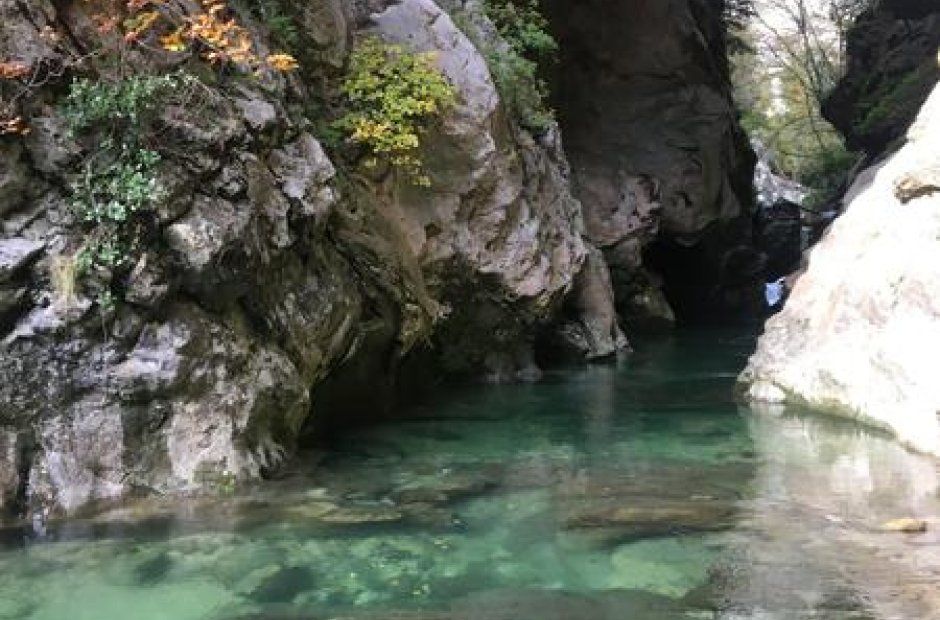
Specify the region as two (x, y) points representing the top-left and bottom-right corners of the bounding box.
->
(98, 0), (299, 71)
(0, 0), (299, 135)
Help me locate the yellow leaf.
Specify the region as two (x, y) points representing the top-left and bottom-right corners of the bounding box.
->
(266, 53), (299, 72)
(160, 28), (187, 53)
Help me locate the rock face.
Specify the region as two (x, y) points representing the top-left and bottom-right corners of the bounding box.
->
(547, 0), (760, 326)
(0, 0), (754, 519)
(822, 0), (940, 154)
(741, 84), (940, 456)
(0, 0), (620, 519)
(360, 0), (599, 379)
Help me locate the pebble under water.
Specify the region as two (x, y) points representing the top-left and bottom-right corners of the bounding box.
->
(1, 331), (939, 620)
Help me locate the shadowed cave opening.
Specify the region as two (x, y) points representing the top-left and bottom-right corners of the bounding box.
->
(542, 0), (763, 328)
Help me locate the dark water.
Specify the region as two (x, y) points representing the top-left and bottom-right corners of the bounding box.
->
(1, 331), (939, 620)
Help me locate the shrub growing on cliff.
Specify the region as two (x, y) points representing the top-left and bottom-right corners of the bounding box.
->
(480, 0), (557, 133)
(335, 38), (456, 186)
(63, 74), (191, 295)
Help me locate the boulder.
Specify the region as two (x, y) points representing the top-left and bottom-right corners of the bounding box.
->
(363, 0), (596, 373)
(741, 85), (940, 456)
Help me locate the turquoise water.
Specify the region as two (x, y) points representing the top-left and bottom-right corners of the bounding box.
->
(1, 331), (939, 620)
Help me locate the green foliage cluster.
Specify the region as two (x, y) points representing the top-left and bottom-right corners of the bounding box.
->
(481, 0), (557, 133)
(728, 11), (856, 207)
(484, 0), (558, 58)
(63, 73), (190, 306)
(335, 38), (456, 186)
(63, 74), (180, 132)
(245, 0), (299, 50)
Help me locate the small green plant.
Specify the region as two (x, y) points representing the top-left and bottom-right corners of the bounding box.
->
(245, 0), (300, 49)
(63, 74), (185, 134)
(478, 0), (557, 133)
(486, 48), (554, 133)
(71, 143), (163, 226)
(62, 73), (189, 306)
(484, 0), (558, 59)
(335, 37), (456, 185)
(216, 469), (237, 496)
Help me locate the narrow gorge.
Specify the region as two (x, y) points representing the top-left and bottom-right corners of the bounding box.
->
(0, 0), (937, 618)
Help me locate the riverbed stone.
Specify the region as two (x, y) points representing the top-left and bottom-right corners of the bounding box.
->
(390, 470), (499, 505)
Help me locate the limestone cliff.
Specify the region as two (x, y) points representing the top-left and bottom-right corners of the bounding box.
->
(0, 0), (616, 519)
(741, 83), (940, 456)
(822, 0), (940, 156)
(741, 0), (940, 455)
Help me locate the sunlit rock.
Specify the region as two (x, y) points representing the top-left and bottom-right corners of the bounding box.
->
(741, 85), (940, 457)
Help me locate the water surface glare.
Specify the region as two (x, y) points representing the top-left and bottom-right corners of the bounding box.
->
(2, 331), (939, 620)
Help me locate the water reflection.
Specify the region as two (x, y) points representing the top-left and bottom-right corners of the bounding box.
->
(0, 333), (936, 619)
(721, 407), (940, 619)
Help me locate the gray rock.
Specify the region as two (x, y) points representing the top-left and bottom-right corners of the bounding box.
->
(0, 142), (29, 217)
(234, 90), (279, 133)
(0, 428), (22, 517)
(291, 0), (351, 68)
(365, 0), (591, 373)
(549, 0), (759, 321)
(550, 247), (629, 360)
(822, 1), (940, 154)
(0, 237), (43, 284)
(0, 287), (26, 321)
(269, 133), (337, 218)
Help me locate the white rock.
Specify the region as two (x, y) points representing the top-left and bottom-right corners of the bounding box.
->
(741, 84), (940, 457)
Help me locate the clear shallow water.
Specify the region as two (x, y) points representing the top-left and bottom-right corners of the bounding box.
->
(1, 331), (939, 620)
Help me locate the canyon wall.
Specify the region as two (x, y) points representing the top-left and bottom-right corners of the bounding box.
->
(0, 0), (754, 518)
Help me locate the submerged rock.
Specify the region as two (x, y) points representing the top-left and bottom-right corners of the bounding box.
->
(241, 565), (317, 604)
(560, 497), (737, 542)
(451, 588), (688, 620)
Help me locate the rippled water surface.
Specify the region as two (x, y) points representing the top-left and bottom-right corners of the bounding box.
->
(2, 331), (939, 620)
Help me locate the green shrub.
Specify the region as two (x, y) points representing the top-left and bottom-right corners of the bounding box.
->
(63, 74), (185, 134)
(245, 0), (300, 49)
(62, 73), (190, 306)
(486, 47), (554, 133)
(479, 0), (557, 133)
(335, 37), (456, 186)
(71, 143), (162, 226)
(484, 0), (558, 59)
